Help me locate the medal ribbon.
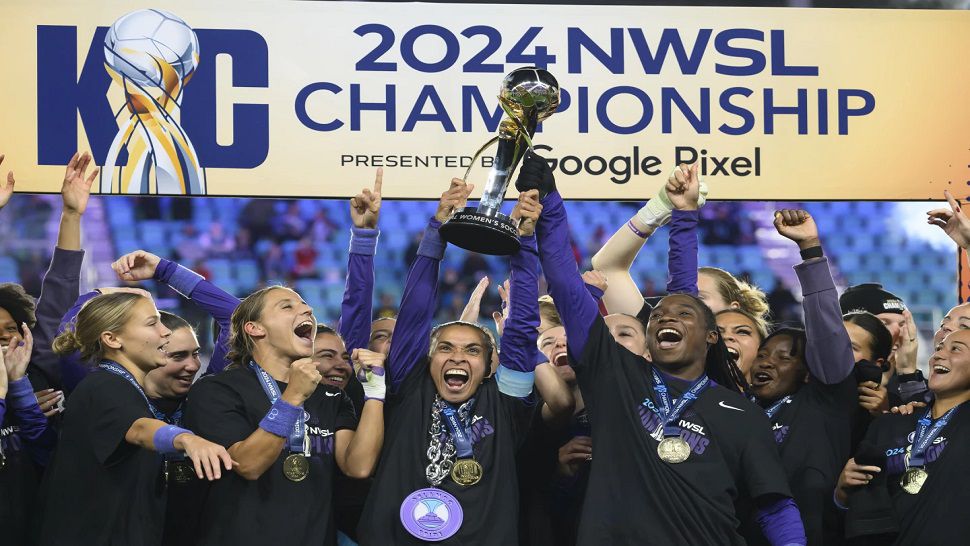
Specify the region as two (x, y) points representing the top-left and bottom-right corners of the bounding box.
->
(643, 369), (710, 437)
(763, 395), (792, 420)
(249, 361), (307, 455)
(440, 402), (475, 459)
(100, 361), (186, 462)
(908, 405), (959, 468)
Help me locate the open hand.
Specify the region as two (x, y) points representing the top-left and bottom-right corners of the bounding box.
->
(62, 152), (98, 216)
(927, 190), (970, 248)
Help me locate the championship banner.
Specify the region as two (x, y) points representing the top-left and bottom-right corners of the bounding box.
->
(2, 0), (968, 200)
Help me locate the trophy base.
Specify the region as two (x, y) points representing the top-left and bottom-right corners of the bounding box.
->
(439, 209), (521, 256)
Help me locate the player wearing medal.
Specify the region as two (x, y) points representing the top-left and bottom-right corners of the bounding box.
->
(526, 152), (804, 545)
(182, 285), (386, 545)
(837, 328), (970, 544)
(357, 183), (544, 545)
(39, 292), (233, 546)
(741, 210), (858, 545)
(832, 191), (970, 544)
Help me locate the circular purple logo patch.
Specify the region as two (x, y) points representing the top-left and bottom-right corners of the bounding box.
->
(400, 487), (464, 541)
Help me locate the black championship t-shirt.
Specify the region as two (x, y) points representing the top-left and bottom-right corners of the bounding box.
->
(574, 316), (792, 545)
(38, 370), (163, 546)
(357, 357), (535, 545)
(745, 377), (857, 546)
(183, 366), (357, 546)
(847, 404), (970, 545)
(1, 368), (53, 546)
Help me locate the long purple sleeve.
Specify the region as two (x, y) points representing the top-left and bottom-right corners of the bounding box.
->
(756, 496), (807, 546)
(795, 256), (854, 385)
(155, 258), (240, 374)
(7, 377), (57, 466)
(536, 192), (600, 360)
(666, 209), (699, 295)
(31, 247), (85, 388)
(386, 219), (445, 392)
(495, 235), (541, 397)
(58, 290), (99, 392)
(0, 399), (5, 429)
(338, 227), (378, 351)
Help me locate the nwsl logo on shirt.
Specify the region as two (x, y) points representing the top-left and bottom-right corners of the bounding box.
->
(307, 423), (336, 456)
(637, 406), (710, 455)
(436, 415), (495, 446)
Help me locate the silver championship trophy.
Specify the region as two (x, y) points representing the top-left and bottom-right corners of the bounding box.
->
(439, 67), (560, 255)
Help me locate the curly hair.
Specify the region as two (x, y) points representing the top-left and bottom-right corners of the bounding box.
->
(698, 267), (770, 321)
(0, 282), (37, 333)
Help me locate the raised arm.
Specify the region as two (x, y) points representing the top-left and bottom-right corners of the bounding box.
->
(386, 178), (472, 392)
(664, 163), (702, 295)
(29, 152), (95, 388)
(339, 169), (382, 351)
(592, 164), (706, 313)
(775, 209), (853, 384)
(515, 153), (599, 360)
(495, 191), (543, 398)
(113, 250), (240, 374)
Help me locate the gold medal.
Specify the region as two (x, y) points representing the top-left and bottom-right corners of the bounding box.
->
(657, 437), (691, 464)
(900, 467), (928, 495)
(283, 453), (310, 482)
(450, 459), (483, 486)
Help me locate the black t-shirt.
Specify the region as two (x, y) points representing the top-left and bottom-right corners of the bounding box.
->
(358, 357), (535, 545)
(745, 377), (857, 546)
(573, 316), (791, 545)
(38, 370), (163, 546)
(1, 368), (50, 546)
(182, 366), (357, 546)
(847, 404), (970, 545)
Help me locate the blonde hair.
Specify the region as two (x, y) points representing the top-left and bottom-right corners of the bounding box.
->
(226, 286), (288, 368)
(698, 267), (770, 321)
(715, 308), (770, 342)
(538, 295), (562, 331)
(51, 292), (148, 364)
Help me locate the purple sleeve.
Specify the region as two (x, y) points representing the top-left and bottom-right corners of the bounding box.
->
(30, 248), (85, 388)
(795, 256), (854, 384)
(756, 496), (807, 546)
(155, 259), (240, 374)
(386, 219), (444, 393)
(0, 399), (5, 429)
(58, 290), (99, 392)
(666, 209), (699, 295)
(7, 377), (57, 466)
(499, 235), (540, 374)
(536, 192), (600, 360)
(338, 227), (378, 351)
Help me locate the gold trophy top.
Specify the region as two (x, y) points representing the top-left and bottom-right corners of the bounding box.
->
(496, 67), (560, 142)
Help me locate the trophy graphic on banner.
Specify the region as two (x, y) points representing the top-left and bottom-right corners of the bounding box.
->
(439, 67), (560, 255)
(101, 9), (206, 195)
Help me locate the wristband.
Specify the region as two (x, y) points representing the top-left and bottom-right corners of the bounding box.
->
(259, 398), (302, 438)
(897, 371), (925, 383)
(496, 365), (535, 398)
(358, 366), (387, 402)
(799, 245), (824, 260)
(154, 425), (193, 456)
(626, 220), (648, 239)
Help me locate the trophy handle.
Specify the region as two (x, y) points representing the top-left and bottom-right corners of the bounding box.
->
(498, 96), (536, 151)
(461, 135), (501, 183)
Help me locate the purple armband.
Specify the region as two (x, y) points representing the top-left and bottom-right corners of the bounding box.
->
(627, 220), (648, 239)
(154, 425), (193, 456)
(259, 398), (302, 438)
